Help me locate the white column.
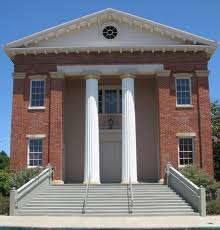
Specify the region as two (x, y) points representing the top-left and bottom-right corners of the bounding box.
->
(84, 75), (100, 184)
(122, 74), (138, 183)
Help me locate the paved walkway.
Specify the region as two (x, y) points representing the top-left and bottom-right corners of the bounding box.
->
(0, 216), (220, 229)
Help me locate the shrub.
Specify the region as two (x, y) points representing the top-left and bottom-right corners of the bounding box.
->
(0, 194), (9, 215)
(0, 170), (12, 196)
(0, 151), (10, 170)
(207, 199), (220, 215)
(10, 167), (43, 190)
(180, 165), (219, 200)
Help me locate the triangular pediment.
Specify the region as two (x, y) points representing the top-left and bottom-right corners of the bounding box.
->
(3, 8), (218, 59)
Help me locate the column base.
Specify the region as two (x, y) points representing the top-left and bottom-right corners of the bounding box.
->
(121, 180), (138, 184)
(83, 180), (101, 184)
(52, 180), (64, 185)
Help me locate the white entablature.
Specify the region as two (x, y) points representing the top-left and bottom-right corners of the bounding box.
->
(3, 8), (218, 59)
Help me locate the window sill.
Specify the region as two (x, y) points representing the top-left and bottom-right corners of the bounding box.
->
(28, 106), (46, 111)
(176, 105), (193, 109)
(178, 164), (193, 169)
(27, 166), (43, 168)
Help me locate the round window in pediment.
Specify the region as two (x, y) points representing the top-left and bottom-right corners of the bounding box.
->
(103, 26), (118, 39)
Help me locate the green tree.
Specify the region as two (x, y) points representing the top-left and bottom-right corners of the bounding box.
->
(211, 101), (220, 180)
(0, 151), (10, 170)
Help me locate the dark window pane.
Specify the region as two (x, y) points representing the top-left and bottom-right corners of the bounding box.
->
(105, 90), (117, 113)
(31, 80), (45, 107)
(176, 78), (191, 105)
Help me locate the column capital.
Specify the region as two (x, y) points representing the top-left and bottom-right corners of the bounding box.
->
(156, 70), (171, 77)
(84, 74), (100, 80)
(195, 70), (209, 77)
(13, 72), (26, 79)
(120, 73), (136, 79)
(49, 71), (65, 79)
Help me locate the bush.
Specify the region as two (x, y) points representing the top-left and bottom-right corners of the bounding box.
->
(0, 151), (10, 170)
(0, 194), (9, 215)
(180, 165), (219, 200)
(10, 167), (43, 190)
(0, 170), (12, 196)
(207, 199), (220, 215)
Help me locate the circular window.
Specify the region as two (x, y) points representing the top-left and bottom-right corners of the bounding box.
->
(103, 26), (118, 39)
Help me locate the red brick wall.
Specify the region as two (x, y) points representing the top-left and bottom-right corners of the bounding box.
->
(13, 51), (207, 72)
(10, 76), (50, 171)
(157, 73), (213, 179)
(49, 78), (64, 180)
(10, 51), (213, 180)
(197, 76), (214, 176)
(10, 78), (25, 170)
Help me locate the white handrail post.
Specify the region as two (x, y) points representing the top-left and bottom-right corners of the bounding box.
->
(10, 187), (18, 216)
(199, 186), (206, 216)
(47, 164), (53, 185)
(166, 162), (171, 186)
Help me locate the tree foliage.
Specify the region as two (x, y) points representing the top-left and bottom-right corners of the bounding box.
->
(0, 151), (10, 170)
(211, 101), (220, 180)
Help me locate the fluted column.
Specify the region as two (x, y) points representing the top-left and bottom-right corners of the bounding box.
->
(84, 75), (100, 184)
(121, 74), (138, 183)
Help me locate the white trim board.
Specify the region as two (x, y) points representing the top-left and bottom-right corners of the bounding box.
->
(57, 64), (164, 76)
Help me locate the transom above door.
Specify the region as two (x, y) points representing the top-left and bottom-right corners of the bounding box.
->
(99, 86), (122, 114)
(99, 86), (122, 130)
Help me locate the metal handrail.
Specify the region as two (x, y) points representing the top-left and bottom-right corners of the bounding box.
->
(128, 173), (134, 214)
(82, 171), (91, 214)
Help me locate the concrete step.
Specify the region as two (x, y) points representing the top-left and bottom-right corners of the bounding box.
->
(15, 183), (199, 216)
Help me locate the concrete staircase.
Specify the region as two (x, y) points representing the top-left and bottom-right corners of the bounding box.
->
(17, 183), (199, 216)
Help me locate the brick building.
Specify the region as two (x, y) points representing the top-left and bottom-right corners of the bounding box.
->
(4, 9), (217, 184)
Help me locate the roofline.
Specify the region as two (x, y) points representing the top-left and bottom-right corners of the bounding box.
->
(3, 8), (218, 49)
(4, 44), (216, 60)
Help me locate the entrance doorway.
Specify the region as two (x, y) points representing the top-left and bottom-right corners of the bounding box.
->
(100, 130), (122, 183)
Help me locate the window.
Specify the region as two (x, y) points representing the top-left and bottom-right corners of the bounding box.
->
(30, 80), (45, 107)
(28, 139), (43, 167)
(99, 88), (122, 114)
(176, 78), (192, 105)
(178, 137), (194, 166)
(103, 26), (118, 39)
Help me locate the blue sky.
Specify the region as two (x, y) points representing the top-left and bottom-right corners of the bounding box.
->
(0, 0), (219, 155)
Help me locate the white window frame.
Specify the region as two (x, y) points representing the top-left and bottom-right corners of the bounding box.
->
(99, 85), (122, 115)
(175, 74), (193, 108)
(27, 135), (45, 168)
(28, 77), (46, 110)
(177, 135), (195, 168)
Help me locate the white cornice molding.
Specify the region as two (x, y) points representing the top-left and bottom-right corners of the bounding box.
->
(13, 72), (26, 79)
(28, 75), (47, 80)
(156, 70), (171, 77)
(195, 70), (209, 77)
(50, 72), (65, 78)
(173, 73), (193, 78)
(26, 134), (46, 139)
(5, 44), (215, 60)
(176, 133), (196, 137)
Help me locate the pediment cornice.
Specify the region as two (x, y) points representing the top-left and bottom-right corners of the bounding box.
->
(3, 8), (218, 59)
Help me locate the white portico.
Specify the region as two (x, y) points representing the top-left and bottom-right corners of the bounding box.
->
(58, 64), (165, 184)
